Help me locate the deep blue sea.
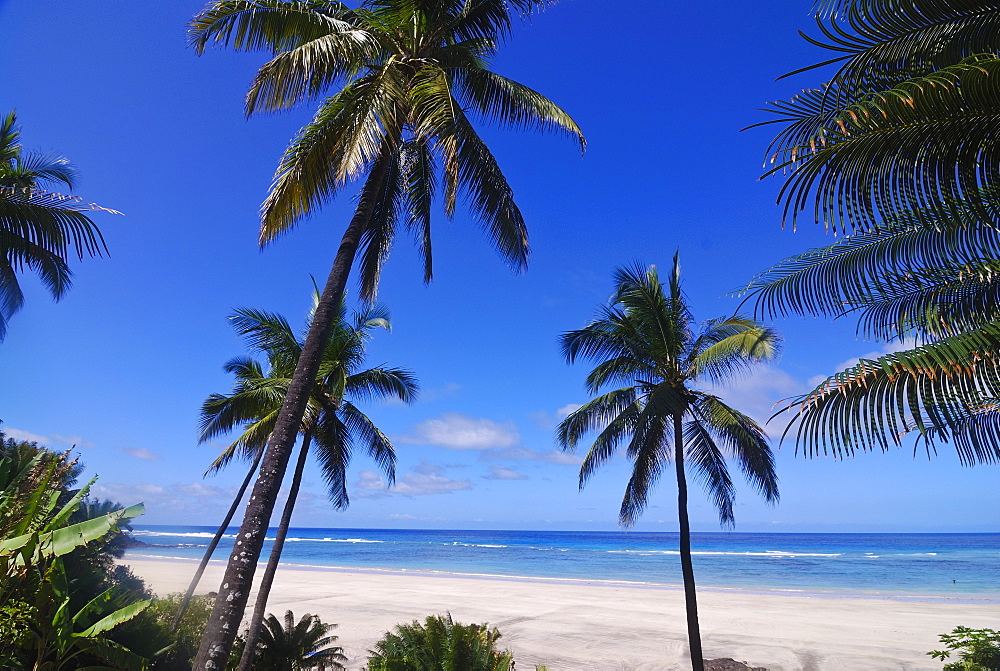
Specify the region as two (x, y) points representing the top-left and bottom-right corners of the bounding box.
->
(126, 527), (998, 600)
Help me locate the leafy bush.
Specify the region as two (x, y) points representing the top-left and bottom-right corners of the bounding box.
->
(928, 626), (1000, 670)
(367, 613), (513, 671)
(143, 592), (216, 669)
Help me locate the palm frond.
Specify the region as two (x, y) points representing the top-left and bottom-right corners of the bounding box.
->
(777, 323), (1000, 465)
(691, 393), (778, 503)
(766, 55), (1000, 232)
(455, 68), (585, 152)
(260, 71), (402, 242)
(346, 366), (418, 404)
(189, 0), (355, 56)
(689, 317), (781, 384)
(682, 419), (735, 527)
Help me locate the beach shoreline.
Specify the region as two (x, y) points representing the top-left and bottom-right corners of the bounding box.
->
(123, 555), (996, 670)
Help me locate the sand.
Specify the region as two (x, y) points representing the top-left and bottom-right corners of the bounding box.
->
(123, 556), (997, 670)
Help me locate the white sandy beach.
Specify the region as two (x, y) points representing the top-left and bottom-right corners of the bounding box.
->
(124, 556), (996, 670)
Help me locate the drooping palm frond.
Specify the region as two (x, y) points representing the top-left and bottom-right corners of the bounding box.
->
(753, 1), (1000, 163)
(689, 317), (782, 384)
(690, 393), (779, 504)
(777, 322), (1000, 465)
(740, 191), (1000, 341)
(794, 3), (1000, 104)
(0, 112), (115, 342)
(189, 0), (357, 57)
(766, 55), (1000, 232)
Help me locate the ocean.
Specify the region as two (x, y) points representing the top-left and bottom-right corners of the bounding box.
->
(126, 527), (998, 601)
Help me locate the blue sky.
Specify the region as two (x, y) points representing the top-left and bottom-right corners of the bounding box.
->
(1, 1), (995, 533)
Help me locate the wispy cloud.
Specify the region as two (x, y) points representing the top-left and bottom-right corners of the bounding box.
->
(4, 427), (51, 444)
(698, 365), (807, 429)
(356, 469), (472, 497)
(89, 481), (237, 516)
(400, 413), (519, 450)
(484, 465), (527, 480)
(491, 447), (582, 465)
(557, 403), (582, 418)
(2, 427), (97, 450)
(119, 447), (162, 461)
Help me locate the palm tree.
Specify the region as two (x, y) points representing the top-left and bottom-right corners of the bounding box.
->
(557, 258), (780, 671)
(189, 2), (583, 664)
(367, 613), (513, 671)
(239, 610), (346, 671)
(197, 296), (416, 670)
(742, 0), (1000, 463)
(0, 111), (114, 341)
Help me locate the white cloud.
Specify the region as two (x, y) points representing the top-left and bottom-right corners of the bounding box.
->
(53, 433), (95, 449)
(420, 383), (463, 403)
(400, 413), (519, 450)
(484, 465), (527, 480)
(356, 469), (472, 497)
(89, 481), (237, 516)
(698, 365), (807, 428)
(556, 403), (582, 418)
(413, 461), (443, 475)
(120, 447), (162, 461)
(807, 339), (918, 388)
(4, 427), (51, 444)
(493, 447), (583, 465)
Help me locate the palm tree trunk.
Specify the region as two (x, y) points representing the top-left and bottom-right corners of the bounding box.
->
(194, 146), (396, 669)
(173, 449), (264, 632)
(674, 413), (704, 671)
(237, 430), (313, 671)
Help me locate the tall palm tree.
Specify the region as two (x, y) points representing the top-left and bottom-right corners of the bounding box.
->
(742, 0), (1000, 463)
(0, 111), (114, 341)
(557, 258), (780, 671)
(189, 2), (583, 664)
(197, 296), (416, 670)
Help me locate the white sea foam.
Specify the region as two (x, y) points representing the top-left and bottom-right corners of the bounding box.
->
(132, 530), (236, 540)
(605, 549), (842, 558)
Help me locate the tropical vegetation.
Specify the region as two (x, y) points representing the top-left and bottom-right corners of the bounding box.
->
(196, 295), (416, 670)
(0, 432), (154, 669)
(741, 0), (1000, 465)
(187, 1), (584, 662)
(233, 610), (346, 671)
(557, 258), (780, 671)
(928, 626), (1000, 670)
(367, 613), (514, 671)
(0, 111), (113, 342)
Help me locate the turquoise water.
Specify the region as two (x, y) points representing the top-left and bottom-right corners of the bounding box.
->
(127, 527), (998, 600)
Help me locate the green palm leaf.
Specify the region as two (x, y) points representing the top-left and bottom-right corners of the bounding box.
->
(777, 322), (1000, 465)
(766, 55), (1000, 231)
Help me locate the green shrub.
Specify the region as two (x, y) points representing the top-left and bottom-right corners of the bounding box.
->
(367, 613), (513, 671)
(928, 626), (1000, 670)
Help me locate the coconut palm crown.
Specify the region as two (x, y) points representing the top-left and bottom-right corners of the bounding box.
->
(558, 257), (779, 671)
(200, 295), (416, 507)
(190, 0), (585, 298)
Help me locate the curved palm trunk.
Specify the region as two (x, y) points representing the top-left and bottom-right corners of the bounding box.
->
(173, 450), (264, 632)
(194, 148), (395, 669)
(674, 413), (704, 671)
(238, 430), (313, 671)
